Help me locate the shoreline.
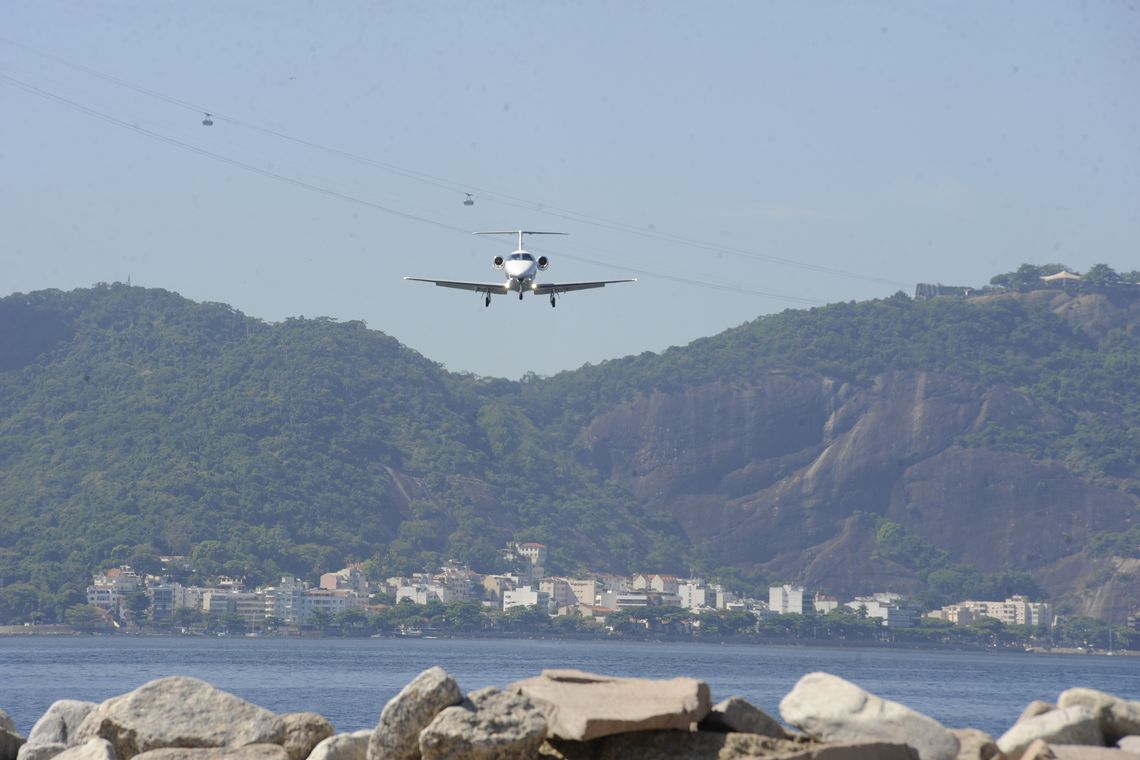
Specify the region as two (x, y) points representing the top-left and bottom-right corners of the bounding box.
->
(2, 625), (1134, 656)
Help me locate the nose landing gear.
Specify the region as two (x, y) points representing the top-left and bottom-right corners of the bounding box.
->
(550, 293), (556, 308)
(518, 291), (524, 301)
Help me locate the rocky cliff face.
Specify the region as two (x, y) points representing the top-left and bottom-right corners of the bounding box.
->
(577, 355), (1139, 617)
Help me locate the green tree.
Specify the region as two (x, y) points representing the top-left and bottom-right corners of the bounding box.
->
(64, 604), (100, 630)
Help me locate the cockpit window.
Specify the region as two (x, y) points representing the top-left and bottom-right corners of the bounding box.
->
(509, 253), (535, 261)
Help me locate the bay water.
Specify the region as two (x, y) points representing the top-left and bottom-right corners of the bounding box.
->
(2, 636), (1138, 739)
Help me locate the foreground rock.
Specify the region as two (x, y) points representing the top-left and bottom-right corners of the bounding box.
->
(1058, 689), (1140, 745)
(419, 687), (546, 760)
(72, 677), (284, 760)
(307, 731), (371, 760)
(510, 669), (710, 742)
(366, 666), (462, 760)
(1, 712), (24, 760)
(544, 730), (918, 760)
(996, 706), (1103, 759)
(699, 696), (788, 739)
(948, 728), (1001, 760)
(779, 672), (959, 760)
(131, 746), (289, 760)
(279, 714), (333, 760)
(25, 702), (97, 749)
(50, 740), (114, 760)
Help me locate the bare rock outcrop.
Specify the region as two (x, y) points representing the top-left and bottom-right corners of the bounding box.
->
(418, 687), (546, 760)
(366, 666), (462, 760)
(71, 677), (284, 760)
(779, 672), (959, 760)
(509, 668), (710, 742)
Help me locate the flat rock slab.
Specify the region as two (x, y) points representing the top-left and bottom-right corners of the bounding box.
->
(510, 668), (710, 742)
(72, 677), (284, 760)
(779, 672), (959, 760)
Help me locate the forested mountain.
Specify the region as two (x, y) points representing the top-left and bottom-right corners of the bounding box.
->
(1, 274), (1138, 623)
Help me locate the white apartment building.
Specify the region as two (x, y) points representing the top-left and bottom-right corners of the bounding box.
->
(567, 578), (599, 606)
(846, 593), (919, 628)
(515, 543), (548, 566)
(632, 574), (680, 595)
(769, 584), (807, 615)
(677, 581), (733, 611)
(942, 596), (1053, 627)
(502, 588), (550, 611)
(539, 578), (578, 608)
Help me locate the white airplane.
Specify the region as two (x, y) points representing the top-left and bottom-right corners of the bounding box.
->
(405, 230), (636, 307)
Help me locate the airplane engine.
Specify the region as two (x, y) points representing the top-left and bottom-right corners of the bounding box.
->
(537, 256), (550, 271)
(492, 255), (504, 270)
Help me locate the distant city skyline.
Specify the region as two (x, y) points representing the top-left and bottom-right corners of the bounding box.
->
(3, 2), (1137, 378)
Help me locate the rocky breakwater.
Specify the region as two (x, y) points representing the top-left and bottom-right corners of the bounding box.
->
(4, 670), (1140, 760)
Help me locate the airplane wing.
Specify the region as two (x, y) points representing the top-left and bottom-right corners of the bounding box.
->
(531, 279), (637, 295)
(404, 277), (509, 294)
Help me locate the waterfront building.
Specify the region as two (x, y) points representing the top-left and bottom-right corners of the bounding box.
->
(769, 584), (807, 615)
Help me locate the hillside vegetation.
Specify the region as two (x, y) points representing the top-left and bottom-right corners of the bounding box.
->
(1, 267), (1138, 623)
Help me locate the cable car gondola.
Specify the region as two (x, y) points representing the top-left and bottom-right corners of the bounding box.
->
(463, 193), (474, 206)
(202, 112), (214, 127)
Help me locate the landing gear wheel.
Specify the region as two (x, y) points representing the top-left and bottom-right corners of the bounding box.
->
(550, 294), (556, 308)
(484, 295), (491, 308)
(518, 291), (524, 301)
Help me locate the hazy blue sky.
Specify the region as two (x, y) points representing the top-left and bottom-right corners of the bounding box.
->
(3, 2), (1137, 379)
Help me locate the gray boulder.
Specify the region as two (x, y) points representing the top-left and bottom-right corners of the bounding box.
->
(997, 705), (1104, 759)
(509, 668), (710, 742)
(17, 744), (67, 760)
(1, 731), (26, 760)
(1119, 737), (1140, 753)
(131, 746), (290, 760)
(366, 666), (462, 760)
(1059, 689), (1140, 744)
(419, 687), (546, 760)
(307, 731), (371, 760)
(72, 677), (284, 760)
(2, 720), (25, 760)
(27, 701), (97, 747)
(49, 740), (115, 760)
(779, 672), (959, 760)
(279, 713), (333, 760)
(698, 695), (787, 738)
(949, 728), (1000, 760)
(1019, 703), (1059, 725)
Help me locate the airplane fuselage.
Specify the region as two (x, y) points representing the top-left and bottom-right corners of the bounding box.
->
(404, 229), (634, 307)
(503, 251), (538, 292)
